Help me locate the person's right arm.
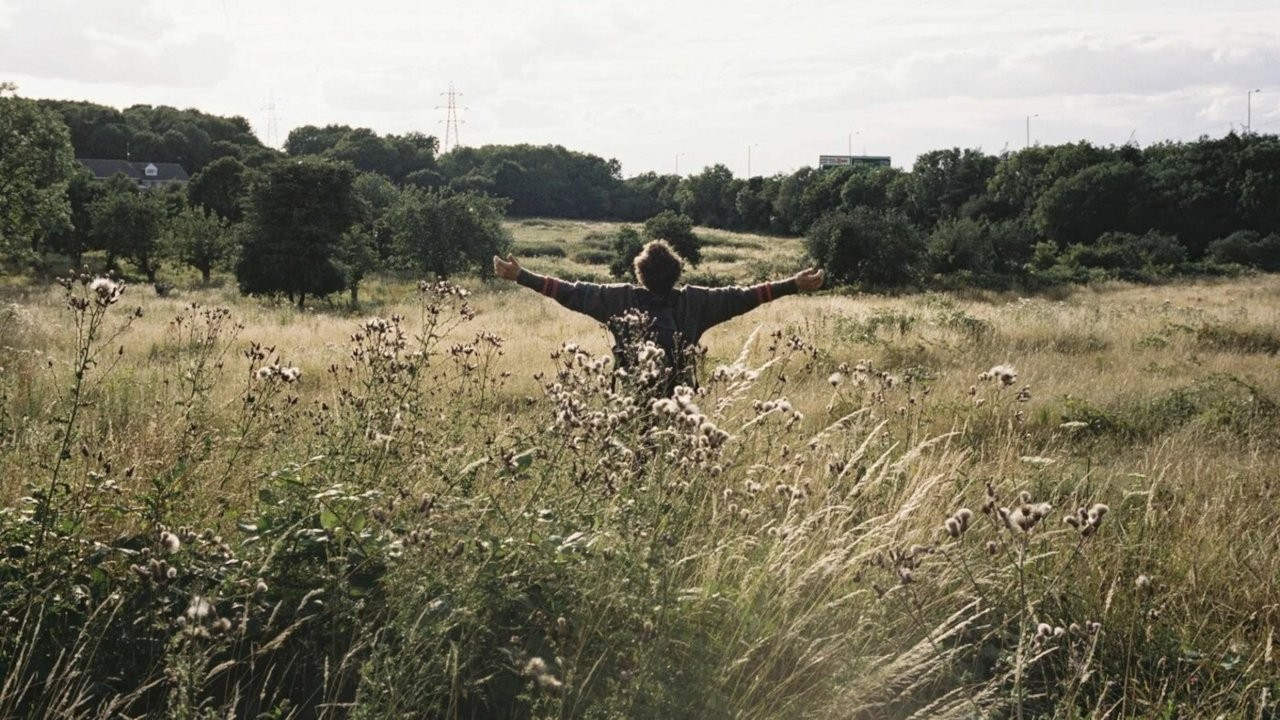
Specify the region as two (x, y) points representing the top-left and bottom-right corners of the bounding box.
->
(494, 254), (634, 324)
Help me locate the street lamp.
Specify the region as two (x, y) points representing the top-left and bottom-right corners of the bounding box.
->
(1025, 114), (1039, 148)
(847, 131), (860, 157)
(747, 143), (758, 178)
(1248, 89), (1261, 134)
(675, 152), (684, 176)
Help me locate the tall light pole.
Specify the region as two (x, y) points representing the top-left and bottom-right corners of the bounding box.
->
(1248, 89), (1261, 135)
(675, 152), (684, 176)
(747, 143), (758, 178)
(1025, 114), (1039, 148)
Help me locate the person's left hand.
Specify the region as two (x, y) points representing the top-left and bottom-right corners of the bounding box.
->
(794, 267), (824, 292)
(492, 254), (522, 281)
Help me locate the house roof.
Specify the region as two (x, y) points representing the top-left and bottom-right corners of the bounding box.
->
(77, 159), (190, 182)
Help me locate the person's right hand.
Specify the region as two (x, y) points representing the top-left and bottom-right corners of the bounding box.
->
(794, 267), (824, 292)
(492, 254), (521, 281)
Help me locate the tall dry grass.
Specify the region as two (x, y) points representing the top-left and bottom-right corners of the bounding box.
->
(0, 263), (1278, 718)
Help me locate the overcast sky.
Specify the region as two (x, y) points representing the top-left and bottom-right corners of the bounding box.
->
(2, 0), (1277, 177)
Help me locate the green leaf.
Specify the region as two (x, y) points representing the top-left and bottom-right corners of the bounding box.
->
(319, 508), (339, 531)
(511, 449), (536, 472)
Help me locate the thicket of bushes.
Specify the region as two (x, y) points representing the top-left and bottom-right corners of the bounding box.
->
(12, 92), (1279, 296)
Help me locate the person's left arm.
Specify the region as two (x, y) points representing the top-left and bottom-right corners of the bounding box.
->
(688, 267), (824, 332)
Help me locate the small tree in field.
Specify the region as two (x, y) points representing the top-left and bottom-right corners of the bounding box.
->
(237, 159), (356, 307)
(163, 206), (233, 283)
(608, 226), (646, 279)
(337, 225), (378, 306)
(806, 207), (924, 287)
(89, 175), (165, 281)
(610, 211), (702, 280)
(387, 187), (510, 278)
(642, 210), (702, 266)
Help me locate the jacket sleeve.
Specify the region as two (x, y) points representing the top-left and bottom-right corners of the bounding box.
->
(687, 279), (801, 334)
(516, 269), (634, 324)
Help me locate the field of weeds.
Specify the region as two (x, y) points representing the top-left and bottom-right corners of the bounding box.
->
(2, 236), (1279, 718)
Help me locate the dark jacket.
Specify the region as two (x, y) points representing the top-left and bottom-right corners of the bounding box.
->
(517, 269), (799, 387)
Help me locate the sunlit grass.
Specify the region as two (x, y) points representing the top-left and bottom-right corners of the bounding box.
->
(1, 250), (1278, 718)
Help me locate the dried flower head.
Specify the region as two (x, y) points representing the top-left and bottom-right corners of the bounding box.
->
(944, 517), (961, 538)
(979, 364), (1018, 386)
(159, 531), (180, 554)
(186, 596), (213, 622)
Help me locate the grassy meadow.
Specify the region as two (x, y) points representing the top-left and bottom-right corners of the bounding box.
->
(2, 218), (1279, 718)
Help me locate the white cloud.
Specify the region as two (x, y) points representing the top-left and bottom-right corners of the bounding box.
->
(0, 0), (235, 87)
(3, 0), (1279, 175)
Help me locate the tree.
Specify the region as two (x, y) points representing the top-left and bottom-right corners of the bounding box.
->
(283, 124), (353, 157)
(839, 166), (904, 215)
(438, 144), (622, 219)
(42, 99), (267, 174)
(163, 206), (234, 283)
(187, 156), (248, 223)
(1034, 161), (1150, 248)
(677, 164), (736, 228)
(772, 167), (821, 234)
(642, 211), (701, 265)
(45, 167), (101, 265)
(0, 86), (76, 259)
(237, 159), (358, 307)
(899, 148), (998, 229)
(352, 172), (401, 260)
(89, 176), (165, 281)
(805, 208), (924, 287)
(608, 226), (646, 279)
(926, 218), (997, 275)
(336, 226), (378, 306)
(386, 188), (510, 278)
(733, 178), (772, 232)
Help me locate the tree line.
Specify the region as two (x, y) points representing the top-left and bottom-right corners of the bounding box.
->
(4, 87), (1279, 301)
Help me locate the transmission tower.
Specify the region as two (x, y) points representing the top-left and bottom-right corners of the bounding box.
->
(262, 91), (280, 149)
(437, 82), (465, 152)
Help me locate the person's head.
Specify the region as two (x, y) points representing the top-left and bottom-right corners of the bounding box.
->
(633, 240), (682, 295)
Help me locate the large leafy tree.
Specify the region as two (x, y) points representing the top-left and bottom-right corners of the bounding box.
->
(0, 84), (76, 259)
(41, 99), (267, 173)
(88, 175), (165, 280)
(352, 172), (402, 260)
(237, 159), (358, 307)
(386, 187), (510, 278)
(439, 144), (621, 219)
(1035, 161), (1151, 248)
(45, 166), (100, 265)
(187, 156), (249, 223)
(677, 164), (737, 228)
(900, 148), (998, 228)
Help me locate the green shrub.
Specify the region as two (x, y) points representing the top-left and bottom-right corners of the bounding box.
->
(806, 208), (923, 287)
(516, 241), (567, 258)
(1206, 231), (1280, 271)
(643, 210), (702, 266)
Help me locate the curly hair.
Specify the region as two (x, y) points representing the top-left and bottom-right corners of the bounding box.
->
(633, 240), (683, 295)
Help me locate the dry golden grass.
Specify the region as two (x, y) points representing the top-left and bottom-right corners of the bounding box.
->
(3, 241), (1279, 717)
